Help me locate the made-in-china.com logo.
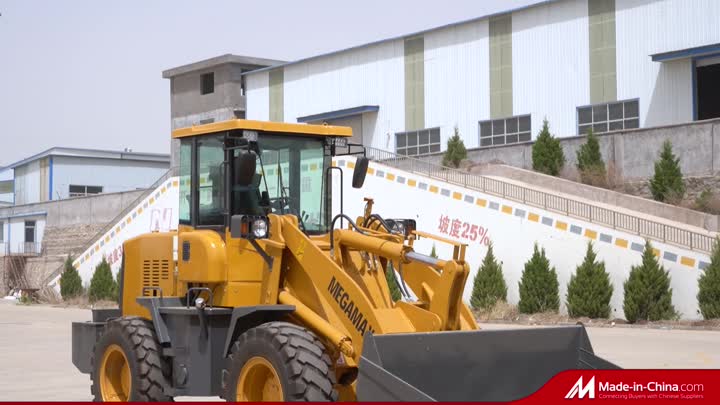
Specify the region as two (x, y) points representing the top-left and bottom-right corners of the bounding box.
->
(566, 376), (596, 399)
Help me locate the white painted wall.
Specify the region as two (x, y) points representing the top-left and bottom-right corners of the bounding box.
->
(333, 157), (711, 319)
(245, 0), (720, 148)
(0, 169), (12, 204)
(51, 156), (168, 200)
(2, 215), (45, 255)
(246, 71), (270, 121)
(14, 160), (43, 205)
(0, 220), (7, 254)
(49, 178), (179, 287)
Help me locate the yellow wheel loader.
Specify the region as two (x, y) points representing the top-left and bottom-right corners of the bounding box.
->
(71, 119), (617, 402)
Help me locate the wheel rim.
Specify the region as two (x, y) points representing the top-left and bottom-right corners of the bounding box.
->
(99, 344), (131, 401)
(236, 356), (284, 401)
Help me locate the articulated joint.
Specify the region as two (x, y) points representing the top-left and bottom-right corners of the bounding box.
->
(338, 336), (354, 358)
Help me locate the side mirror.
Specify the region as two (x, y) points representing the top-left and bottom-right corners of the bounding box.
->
(234, 152), (257, 186)
(352, 157), (369, 188)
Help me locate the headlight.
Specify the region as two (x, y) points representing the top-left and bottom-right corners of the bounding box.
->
(251, 218), (268, 239)
(386, 219), (416, 238)
(230, 215), (270, 240)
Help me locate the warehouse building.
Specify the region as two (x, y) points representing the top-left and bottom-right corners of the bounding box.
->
(5, 147), (169, 205)
(0, 147), (169, 256)
(232, 0), (720, 156)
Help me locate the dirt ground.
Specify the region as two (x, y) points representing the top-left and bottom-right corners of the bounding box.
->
(1, 301), (718, 401)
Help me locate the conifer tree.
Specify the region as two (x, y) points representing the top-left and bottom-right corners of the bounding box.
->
(576, 128), (607, 186)
(442, 126), (467, 168)
(532, 119), (565, 176)
(385, 262), (402, 302)
(59, 255), (83, 300)
(623, 240), (677, 322)
(470, 244), (508, 310)
(430, 244), (438, 259)
(518, 244), (560, 313)
(649, 140), (685, 203)
(566, 242), (613, 318)
(88, 257), (118, 302)
(698, 238), (720, 319)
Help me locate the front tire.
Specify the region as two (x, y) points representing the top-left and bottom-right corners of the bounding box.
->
(221, 322), (338, 402)
(90, 317), (173, 402)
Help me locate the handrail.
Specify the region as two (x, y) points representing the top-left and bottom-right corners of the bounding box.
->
(364, 147), (716, 254)
(42, 167), (178, 285)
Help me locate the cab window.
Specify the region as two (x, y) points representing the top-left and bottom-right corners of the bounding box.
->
(197, 135), (225, 226)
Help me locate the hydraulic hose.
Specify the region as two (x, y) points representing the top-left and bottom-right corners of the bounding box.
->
(363, 214), (393, 233)
(329, 213), (366, 256)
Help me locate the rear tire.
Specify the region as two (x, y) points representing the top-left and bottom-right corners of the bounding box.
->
(221, 321), (338, 402)
(91, 317), (173, 402)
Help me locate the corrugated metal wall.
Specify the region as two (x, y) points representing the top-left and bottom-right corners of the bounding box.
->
(513, 0), (590, 138)
(245, 0), (720, 151)
(615, 0), (719, 127)
(424, 20), (489, 148)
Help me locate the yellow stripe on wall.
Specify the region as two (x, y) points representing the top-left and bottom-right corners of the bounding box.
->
(528, 213), (539, 222)
(429, 185), (439, 193)
(615, 238), (628, 248)
(452, 192), (462, 200)
(476, 199), (487, 207)
(407, 179), (416, 187)
(386, 173), (395, 181)
(555, 221), (568, 231)
(367, 167), (375, 175)
(584, 229), (597, 239)
(501, 205), (513, 214)
(680, 257), (696, 267)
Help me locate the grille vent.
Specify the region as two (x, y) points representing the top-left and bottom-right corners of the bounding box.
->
(142, 259), (170, 296)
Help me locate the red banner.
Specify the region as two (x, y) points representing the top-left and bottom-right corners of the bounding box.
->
(0, 370), (717, 403)
(515, 369), (716, 404)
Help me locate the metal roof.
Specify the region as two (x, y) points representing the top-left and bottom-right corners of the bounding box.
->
(172, 118), (352, 138)
(651, 43), (720, 62)
(243, 0), (554, 76)
(5, 147), (170, 169)
(162, 54), (286, 78)
(297, 105), (380, 123)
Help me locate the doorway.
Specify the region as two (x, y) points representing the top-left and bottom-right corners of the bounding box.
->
(696, 59), (720, 120)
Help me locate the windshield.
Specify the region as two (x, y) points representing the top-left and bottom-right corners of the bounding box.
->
(255, 134), (330, 234)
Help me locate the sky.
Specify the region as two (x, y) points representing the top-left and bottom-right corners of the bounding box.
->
(0, 0), (541, 166)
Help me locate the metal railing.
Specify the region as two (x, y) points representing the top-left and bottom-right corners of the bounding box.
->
(365, 147), (717, 254)
(15, 242), (42, 256)
(42, 167), (178, 285)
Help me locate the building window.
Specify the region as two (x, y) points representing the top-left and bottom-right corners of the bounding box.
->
(69, 185), (103, 197)
(479, 114), (531, 147)
(201, 72), (214, 95)
(25, 220), (35, 243)
(578, 99), (639, 134)
(396, 127), (441, 156)
(0, 221), (4, 242)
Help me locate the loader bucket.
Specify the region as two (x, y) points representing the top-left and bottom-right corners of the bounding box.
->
(356, 325), (618, 402)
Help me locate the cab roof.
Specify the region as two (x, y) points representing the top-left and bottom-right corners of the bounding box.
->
(172, 119), (353, 139)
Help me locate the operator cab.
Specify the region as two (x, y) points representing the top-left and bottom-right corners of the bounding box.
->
(173, 119), (366, 237)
